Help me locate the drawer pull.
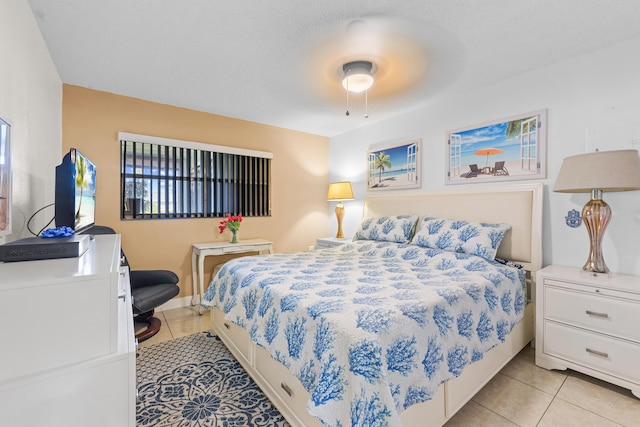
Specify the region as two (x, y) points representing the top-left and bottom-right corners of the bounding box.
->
(223, 322), (230, 330)
(281, 382), (293, 397)
(586, 348), (609, 358)
(585, 310), (609, 319)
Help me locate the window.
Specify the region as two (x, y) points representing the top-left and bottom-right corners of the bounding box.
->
(119, 133), (272, 220)
(0, 118), (11, 236)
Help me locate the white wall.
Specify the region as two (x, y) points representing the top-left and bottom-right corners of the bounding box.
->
(330, 35), (640, 276)
(0, 0), (62, 242)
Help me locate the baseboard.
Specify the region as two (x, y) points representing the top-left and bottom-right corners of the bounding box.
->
(156, 295), (195, 312)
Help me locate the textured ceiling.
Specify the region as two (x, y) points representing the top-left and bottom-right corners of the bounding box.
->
(27, 0), (640, 137)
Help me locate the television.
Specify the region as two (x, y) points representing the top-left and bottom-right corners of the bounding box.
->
(55, 148), (97, 234)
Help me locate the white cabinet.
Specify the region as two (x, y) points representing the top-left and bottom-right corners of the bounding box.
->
(0, 235), (136, 426)
(536, 265), (640, 398)
(315, 237), (351, 249)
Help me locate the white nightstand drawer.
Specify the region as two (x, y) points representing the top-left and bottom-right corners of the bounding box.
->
(544, 321), (640, 384)
(544, 285), (640, 342)
(315, 237), (351, 249)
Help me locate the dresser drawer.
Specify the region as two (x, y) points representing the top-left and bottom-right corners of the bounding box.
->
(544, 285), (640, 342)
(544, 321), (640, 384)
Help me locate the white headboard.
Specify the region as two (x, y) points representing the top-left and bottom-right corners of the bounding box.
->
(362, 183), (543, 272)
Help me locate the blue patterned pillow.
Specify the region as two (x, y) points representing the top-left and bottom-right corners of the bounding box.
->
(353, 215), (419, 243)
(410, 217), (510, 260)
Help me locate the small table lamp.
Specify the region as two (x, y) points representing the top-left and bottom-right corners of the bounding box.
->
(327, 181), (354, 239)
(554, 149), (640, 273)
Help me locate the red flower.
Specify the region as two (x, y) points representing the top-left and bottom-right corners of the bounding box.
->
(218, 213), (242, 234)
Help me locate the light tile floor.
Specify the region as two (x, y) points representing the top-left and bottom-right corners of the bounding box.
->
(139, 306), (640, 426)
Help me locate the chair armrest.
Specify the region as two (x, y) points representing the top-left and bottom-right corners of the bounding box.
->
(129, 269), (179, 289)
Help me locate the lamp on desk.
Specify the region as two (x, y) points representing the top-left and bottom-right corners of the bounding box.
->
(554, 149), (640, 273)
(327, 181), (354, 239)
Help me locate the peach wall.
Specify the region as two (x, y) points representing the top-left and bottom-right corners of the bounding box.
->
(62, 85), (329, 299)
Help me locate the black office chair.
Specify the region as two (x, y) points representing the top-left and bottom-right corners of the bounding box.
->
(83, 225), (180, 342)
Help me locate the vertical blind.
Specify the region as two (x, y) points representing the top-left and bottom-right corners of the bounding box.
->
(119, 133), (271, 219)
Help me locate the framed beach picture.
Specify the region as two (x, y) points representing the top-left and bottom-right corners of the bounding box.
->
(445, 110), (547, 185)
(367, 138), (421, 191)
(0, 117), (11, 236)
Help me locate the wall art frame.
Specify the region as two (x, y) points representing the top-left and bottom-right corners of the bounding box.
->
(367, 138), (421, 191)
(445, 109), (547, 185)
(0, 117), (11, 236)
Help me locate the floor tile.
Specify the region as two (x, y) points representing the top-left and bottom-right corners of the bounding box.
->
(472, 373), (553, 427)
(165, 310), (211, 339)
(137, 321), (174, 348)
(500, 345), (568, 395)
(537, 398), (623, 427)
(444, 400), (517, 427)
(162, 305), (209, 321)
(556, 374), (640, 427)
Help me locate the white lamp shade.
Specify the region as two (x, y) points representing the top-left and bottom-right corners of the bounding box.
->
(554, 149), (640, 193)
(327, 181), (355, 201)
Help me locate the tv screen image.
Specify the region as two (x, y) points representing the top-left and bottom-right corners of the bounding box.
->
(55, 148), (96, 233)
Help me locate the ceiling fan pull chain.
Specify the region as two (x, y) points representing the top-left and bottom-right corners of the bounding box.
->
(345, 80), (350, 116)
(364, 90), (369, 118)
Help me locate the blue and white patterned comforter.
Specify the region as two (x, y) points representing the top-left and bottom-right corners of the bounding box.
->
(201, 240), (526, 427)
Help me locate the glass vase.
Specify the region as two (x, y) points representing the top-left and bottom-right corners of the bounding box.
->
(229, 229), (238, 244)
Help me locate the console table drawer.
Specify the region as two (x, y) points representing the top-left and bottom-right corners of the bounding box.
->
(544, 285), (640, 341)
(544, 321), (640, 384)
(222, 244), (270, 254)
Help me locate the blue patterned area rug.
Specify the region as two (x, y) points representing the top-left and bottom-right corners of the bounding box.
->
(136, 331), (290, 426)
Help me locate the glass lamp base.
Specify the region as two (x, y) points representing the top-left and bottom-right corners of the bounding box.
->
(581, 195), (611, 274)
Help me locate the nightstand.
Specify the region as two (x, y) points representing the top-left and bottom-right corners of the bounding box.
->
(535, 265), (640, 398)
(315, 237), (352, 250)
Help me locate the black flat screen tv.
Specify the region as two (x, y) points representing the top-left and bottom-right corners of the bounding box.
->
(55, 148), (97, 234)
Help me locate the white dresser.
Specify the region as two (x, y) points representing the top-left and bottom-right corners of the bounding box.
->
(0, 234), (136, 426)
(536, 265), (640, 398)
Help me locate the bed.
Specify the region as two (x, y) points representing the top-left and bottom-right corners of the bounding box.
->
(201, 183), (542, 427)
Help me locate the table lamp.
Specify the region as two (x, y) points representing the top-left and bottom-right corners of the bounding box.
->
(554, 149), (640, 273)
(327, 181), (354, 239)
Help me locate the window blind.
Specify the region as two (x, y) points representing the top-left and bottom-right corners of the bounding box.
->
(119, 133), (271, 219)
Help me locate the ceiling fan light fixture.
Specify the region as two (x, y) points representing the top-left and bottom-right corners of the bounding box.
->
(341, 60), (374, 93)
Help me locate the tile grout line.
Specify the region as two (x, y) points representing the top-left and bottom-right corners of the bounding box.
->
(468, 400), (521, 427)
(533, 374), (568, 427)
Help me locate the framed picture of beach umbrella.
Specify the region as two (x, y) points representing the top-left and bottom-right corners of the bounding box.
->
(474, 147), (504, 167)
(446, 110), (547, 185)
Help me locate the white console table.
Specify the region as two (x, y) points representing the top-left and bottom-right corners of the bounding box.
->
(0, 234), (136, 426)
(191, 239), (273, 308)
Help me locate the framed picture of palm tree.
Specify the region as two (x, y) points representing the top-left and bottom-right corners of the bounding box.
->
(446, 109), (547, 185)
(367, 138), (421, 191)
